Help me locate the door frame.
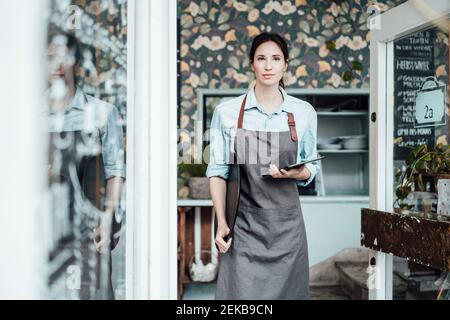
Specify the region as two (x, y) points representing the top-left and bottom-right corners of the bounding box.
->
(126, 0), (178, 299)
(369, 0), (450, 300)
(0, 0), (47, 299)
(0, 0), (179, 300)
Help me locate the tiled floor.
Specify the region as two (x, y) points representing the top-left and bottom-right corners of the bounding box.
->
(182, 283), (352, 300)
(183, 283), (216, 300)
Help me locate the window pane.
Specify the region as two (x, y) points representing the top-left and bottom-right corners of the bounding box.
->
(44, 0), (127, 300)
(391, 23), (449, 300)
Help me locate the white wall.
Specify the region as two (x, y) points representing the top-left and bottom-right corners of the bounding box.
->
(0, 0), (46, 299)
(302, 200), (368, 267)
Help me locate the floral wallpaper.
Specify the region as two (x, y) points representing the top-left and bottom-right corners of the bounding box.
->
(435, 28), (449, 147)
(178, 0), (408, 133)
(435, 29), (449, 86)
(177, 0), (408, 196)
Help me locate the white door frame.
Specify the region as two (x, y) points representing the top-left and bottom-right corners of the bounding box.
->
(369, 0), (450, 300)
(0, 0), (47, 299)
(0, 0), (179, 300)
(126, 0), (178, 299)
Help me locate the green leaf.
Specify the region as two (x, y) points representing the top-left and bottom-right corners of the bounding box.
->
(200, 24), (211, 34)
(316, 35), (326, 44)
(341, 2), (350, 14)
(180, 14), (193, 28)
(181, 29), (192, 37)
(321, 29), (334, 38)
(290, 47), (301, 59)
(218, 11), (229, 24)
(200, 72), (208, 85)
(200, 1), (208, 14)
(405, 152), (414, 166)
(342, 70), (353, 81)
(229, 56), (240, 70)
(338, 16), (347, 24)
(326, 41), (336, 51)
(299, 21), (310, 34)
(417, 174), (425, 191)
(218, 23), (230, 31)
(289, 58), (301, 67)
(396, 186), (410, 200)
(341, 24), (353, 34)
(313, 21), (320, 33)
(208, 8), (216, 21)
(352, 61), (363, 71)
(194, 16), (206, 24)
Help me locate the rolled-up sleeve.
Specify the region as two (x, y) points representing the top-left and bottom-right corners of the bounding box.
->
(101, 106), (126, 180)
(206, 107), (230, 180)
(297, 109), (320, 187)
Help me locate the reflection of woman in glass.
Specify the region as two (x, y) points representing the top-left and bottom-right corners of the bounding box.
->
(46, 30), (125, 299)
(207, 33), (319, 299)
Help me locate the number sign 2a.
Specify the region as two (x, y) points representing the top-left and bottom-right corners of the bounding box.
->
(414, 85), (447, 128)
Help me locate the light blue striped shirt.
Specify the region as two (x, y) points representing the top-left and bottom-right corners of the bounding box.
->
(206, 85), (319, 187)
(46, 87), (126, 180)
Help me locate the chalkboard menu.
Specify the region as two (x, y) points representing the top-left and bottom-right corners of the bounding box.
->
(394, 29), (436, 160)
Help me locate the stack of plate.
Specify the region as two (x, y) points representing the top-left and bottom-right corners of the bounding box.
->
(338, 135), (368, 150)
(317, 138), (342, 150)
(317, 135), (368, 150)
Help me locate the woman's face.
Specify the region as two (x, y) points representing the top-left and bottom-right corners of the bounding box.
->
(251, 41), (287, 87)
(46, 42), (76, 87)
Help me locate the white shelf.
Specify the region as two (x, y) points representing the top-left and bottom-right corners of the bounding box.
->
(317, 111), (368, 116)
(319, 149), (369, 153)
(177, 195), (370, 207)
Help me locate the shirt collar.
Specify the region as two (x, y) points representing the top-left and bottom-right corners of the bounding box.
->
(47, 86), (86, 115)
(68, 86), (86, 111)
(245, 84), (290, 113)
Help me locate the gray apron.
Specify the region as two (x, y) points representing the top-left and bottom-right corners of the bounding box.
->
(215, 94), (310, 300)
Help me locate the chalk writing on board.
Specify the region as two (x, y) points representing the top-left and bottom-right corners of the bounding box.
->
(394, 30), (435, 160)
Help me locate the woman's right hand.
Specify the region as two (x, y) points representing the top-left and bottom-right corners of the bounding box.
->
(215, 224), (232, 253)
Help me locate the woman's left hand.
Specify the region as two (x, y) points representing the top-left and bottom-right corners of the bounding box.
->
(268, 164), (311, 181)
(94, 211), (114, 253)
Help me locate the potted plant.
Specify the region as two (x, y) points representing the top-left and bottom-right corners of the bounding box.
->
(395, 143), (450, 212)
(178, 149), (210, 200)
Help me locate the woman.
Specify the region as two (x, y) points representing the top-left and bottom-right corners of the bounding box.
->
(46, 30), (125, 299)
(206, 32), (319, 300)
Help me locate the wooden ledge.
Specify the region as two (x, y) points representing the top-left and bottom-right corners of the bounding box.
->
(361, 208), (450, 271)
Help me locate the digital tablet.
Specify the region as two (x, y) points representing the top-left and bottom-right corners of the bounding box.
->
(281, 156), (325, 170)
(261, 156), (325, 177)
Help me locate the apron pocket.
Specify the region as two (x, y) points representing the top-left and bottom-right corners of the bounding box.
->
(233, 205), (303, 251)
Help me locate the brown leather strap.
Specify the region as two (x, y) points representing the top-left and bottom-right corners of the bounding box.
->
(287, 112), (298, 142)
(237, 95), (247, 129)
(238, 94), (297, 142)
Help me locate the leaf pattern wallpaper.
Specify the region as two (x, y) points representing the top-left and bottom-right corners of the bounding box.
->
(177, 0), (408, 134)
(435, 29), (449, 86)
(177, 0), (412, 195)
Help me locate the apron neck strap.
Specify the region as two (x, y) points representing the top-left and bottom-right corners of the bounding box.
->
(237, 94), (298, 142)
(237, 95), (247, 129)
(287, 112), (298, 142)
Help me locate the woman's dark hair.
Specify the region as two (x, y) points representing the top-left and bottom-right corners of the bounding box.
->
(249, 32), (289, 88)
(47, 27), (81, 67)
(47, 27), (82, 85)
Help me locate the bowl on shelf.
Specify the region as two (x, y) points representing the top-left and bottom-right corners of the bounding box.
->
(317, 137), (342, 150)
(336, 135), (368, 150)
(317, 143), (342, 150)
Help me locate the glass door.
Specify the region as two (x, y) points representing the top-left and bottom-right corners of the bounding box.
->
(44, 0), (128, 299)
(388, 21), (449, 300)
(369, 0), (450, 300)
